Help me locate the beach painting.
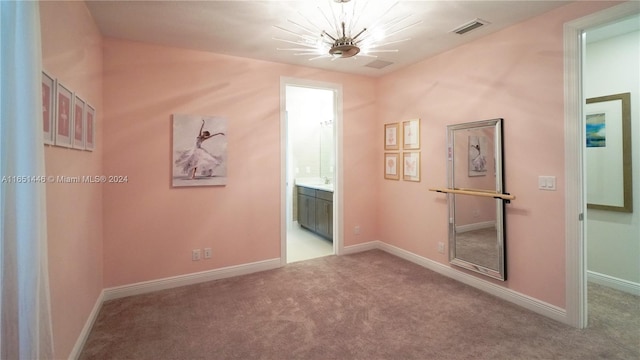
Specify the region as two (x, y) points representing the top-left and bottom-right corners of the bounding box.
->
(172, 114), (228, 187)
(586, 113), (606, 148)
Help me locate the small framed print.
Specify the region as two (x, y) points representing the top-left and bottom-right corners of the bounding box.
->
(403, 151), (420, 182)
(85, 103), (96, 151)
(384, 153), (400, 180)
(384, 122), (400, 150)
(72, 94), (85, 150)
(42, 71), (56, 145)
(402, 118), (420, 150)
(55, 82), (73, 148)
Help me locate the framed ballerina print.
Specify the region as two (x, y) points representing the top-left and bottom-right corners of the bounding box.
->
(72, 94), (85, 149)
(402, 118), (420, 150)
(55, 81), (73, 148)
(84, 103), (96, 151)
(384, 153), (400, 180)
(42, 71), (56, 145)
(172, 114), (228, 187)
(384, 122), (400, 151)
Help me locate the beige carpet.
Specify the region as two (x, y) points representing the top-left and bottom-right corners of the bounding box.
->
(80, 250), (639, 359)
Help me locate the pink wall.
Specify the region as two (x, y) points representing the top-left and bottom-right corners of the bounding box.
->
(102, 39), (378, 287)
(40, 1), (104, 358)
(376, 1), (618, 307)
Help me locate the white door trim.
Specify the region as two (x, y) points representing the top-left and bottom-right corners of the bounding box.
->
(279, 77), (344, 266)
(563, 1), (640, 329)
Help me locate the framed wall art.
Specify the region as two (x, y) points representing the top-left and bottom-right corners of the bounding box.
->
(468, 135), (488, 177)
(72, 94), (85, 150)
(586, 92), (632, 212)
(403, 151), (420, 182)
(402, 118), (420, 150)
(55, 81), (73, 148)
(384, 152), (400, 180)
(84, 103), (96, 151)
(172, 114), (228, 187)
(42, 71), (56, 145)
(384, 122), (400, 151)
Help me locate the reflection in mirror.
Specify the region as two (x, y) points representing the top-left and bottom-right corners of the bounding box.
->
(447, 118), (506, 280)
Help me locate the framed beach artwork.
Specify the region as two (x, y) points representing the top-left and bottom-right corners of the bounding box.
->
(402, 118), (420, 150)
(72, 94), (85, 150)
(42, 71), (56, 145)
(468, 135), (488, 177)
(384, 153), (400, 180)
(84, 103), (96, 151)
(55, 81), (73, 148)
(403, 151), (420, 182)
(384, 122), (400, 151)
(585, 92), (632, 212)
(172, 114), (228, 187)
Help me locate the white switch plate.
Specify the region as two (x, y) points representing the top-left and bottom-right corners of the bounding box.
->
(204, 248), (212, 259)
(192, 249), (201, 261)
(538, 176), (556, 191)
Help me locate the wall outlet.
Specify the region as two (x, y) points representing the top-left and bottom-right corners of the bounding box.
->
(354, 226), (361, 235)
(192, 249), (201, 261)
(204, 248), (212, 259)
(437, 242), (445, 254)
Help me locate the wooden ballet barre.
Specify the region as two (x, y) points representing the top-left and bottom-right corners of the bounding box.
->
(428, 187), (516, 202)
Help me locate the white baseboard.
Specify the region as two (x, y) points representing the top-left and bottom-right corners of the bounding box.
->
(376, 242), (569, 324)
(342, 240), (381, 255)
(456, 221), (495, 233)
(103, 258), (281, 301)
(588, 271), (640, 296)
(69, 289), (104, 360)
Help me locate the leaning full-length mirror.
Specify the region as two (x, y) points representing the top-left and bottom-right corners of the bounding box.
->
(447, 118), (506, 280)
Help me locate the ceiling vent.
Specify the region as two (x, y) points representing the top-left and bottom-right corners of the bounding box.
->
(365, 60), (394, 69)
(451, 18), (490, 35)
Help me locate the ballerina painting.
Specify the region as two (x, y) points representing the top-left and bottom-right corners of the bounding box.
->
(172, 114), (228, 187)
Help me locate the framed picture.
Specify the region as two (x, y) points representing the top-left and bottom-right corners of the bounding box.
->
(42, 71), (56, 145)
(384, 122), (400, 150)
(172, 114), (228, 187)
(586, 92), (632, 212)
(84, 103), (96, 151)
(403, 151), (420, 182)
(72, 94), (85, 150)
(402, 118), (420, 150)
(468, 135), (488, 177)
(54, 81), (73, 148)
(384, 152), (400, 180)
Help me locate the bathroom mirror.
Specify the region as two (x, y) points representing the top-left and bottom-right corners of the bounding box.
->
(447, 118), (506, 281)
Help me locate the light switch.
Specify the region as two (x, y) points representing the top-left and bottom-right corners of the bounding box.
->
(538, 176), (556, 191)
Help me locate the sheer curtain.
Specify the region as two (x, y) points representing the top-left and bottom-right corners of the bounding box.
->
(0, 1), (54, 359)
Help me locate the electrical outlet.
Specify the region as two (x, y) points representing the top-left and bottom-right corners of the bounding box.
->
(204, 248), (212, 259)
(437, 242), (445, 254)
(192, 249), (201, 261)
(354, 226), (361, 235)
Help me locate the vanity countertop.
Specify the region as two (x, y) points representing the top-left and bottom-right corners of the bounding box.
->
(296, 183), (334, 192)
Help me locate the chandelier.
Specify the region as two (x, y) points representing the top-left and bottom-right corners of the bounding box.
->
(274, 0), (421, 60)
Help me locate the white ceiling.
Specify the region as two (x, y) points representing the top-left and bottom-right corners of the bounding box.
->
(86, 0), (572, 77)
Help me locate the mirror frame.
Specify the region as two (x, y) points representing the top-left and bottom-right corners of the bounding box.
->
(447, 118), (506, 281)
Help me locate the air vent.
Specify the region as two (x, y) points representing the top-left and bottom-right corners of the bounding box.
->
(452, 18), (490, 35)
(365, 60), (394, 69)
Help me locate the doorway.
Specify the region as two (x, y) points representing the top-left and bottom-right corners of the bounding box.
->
(279, 78), (343, 265)
(564, 1), (640, 329)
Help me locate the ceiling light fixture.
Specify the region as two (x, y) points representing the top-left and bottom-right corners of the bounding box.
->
(274, 0), (421, 61)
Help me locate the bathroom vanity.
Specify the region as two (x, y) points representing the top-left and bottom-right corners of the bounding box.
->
(296, 184), (333, 241)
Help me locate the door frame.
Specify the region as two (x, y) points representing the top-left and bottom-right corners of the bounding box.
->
(563, 1), (639, 329)
(279, 77), (344, 265)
